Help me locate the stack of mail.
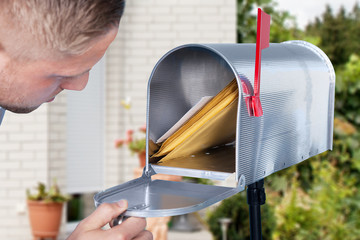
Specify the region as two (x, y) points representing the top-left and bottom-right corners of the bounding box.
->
(151, 78), (239, 164)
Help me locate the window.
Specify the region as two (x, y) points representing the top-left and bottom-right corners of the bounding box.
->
(66, 57), (105, 194)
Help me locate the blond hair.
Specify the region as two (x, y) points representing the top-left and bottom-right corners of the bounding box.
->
(0, 0), (125, 59)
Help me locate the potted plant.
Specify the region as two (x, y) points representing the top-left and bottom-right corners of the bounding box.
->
(27, 181), (70, 240)
(115, 125), (146, 167)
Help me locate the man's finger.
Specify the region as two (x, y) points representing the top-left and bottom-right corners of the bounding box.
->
(132, 230), (153, 240)
(80, 200), (128, 230)
(110, 217), (147, 239)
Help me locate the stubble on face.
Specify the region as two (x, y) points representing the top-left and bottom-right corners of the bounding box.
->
(0, 64), (40, 113)
(0, 104), (39, 114)
(0, 102), (40, 114)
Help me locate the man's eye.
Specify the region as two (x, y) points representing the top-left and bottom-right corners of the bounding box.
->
(54, 76), (64, 81)
(54, 76), (72, 81)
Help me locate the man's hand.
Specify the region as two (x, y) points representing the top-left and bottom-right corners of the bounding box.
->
(67, 200), (153, 240)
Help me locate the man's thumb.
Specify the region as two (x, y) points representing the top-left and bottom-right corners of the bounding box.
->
(81, 200), (128, 230)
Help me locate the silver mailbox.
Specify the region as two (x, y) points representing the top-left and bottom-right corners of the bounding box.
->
(94, 40), (335, 218)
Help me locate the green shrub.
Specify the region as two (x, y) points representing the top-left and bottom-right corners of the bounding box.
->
(206, 192), (276, 240)
(27, 181), (70, 203)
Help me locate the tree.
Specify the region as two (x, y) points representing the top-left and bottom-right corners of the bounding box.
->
(237, 0), (301, 44)
(306, 4), (360, 67)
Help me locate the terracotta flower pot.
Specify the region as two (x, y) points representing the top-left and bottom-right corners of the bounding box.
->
(138, 151), (146, 167)
(27, 200), (63, 240)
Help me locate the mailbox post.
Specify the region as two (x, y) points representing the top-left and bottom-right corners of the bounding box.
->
(247, 179), (266, 240)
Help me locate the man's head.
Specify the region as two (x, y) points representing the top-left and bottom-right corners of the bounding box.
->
(0, 0), (125, 113)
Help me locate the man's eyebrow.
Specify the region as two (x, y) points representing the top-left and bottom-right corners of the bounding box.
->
(50, 68), (91, 78)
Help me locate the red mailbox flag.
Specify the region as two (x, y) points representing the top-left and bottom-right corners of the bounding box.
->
(247, 8), (270, 117)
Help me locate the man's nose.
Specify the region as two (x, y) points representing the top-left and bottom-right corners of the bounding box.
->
(60, 73), (90, 91)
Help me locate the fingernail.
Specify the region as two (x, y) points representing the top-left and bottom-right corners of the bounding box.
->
(117, 199), (127, 208)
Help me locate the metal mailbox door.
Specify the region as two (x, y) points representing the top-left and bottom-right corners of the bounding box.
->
(94, 166), (245, 217)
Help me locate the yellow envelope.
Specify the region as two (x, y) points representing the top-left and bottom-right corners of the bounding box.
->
(151, 78), (238, 162)
(156, 98), (238, 163)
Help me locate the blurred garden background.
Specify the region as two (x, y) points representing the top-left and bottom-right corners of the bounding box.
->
(0, 0), (358, 239)
(205, 1), (360, 239)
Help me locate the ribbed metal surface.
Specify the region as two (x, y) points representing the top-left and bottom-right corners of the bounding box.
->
(146, 41), (335, 186)
(94, 166), (246, 217)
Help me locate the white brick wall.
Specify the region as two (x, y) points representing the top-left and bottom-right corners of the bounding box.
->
(0, 0), (236, 239)
(0, 107), (49, 240)
(48, 93), (68, 239)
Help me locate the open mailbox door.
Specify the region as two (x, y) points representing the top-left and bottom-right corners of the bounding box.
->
(94, 166), (245, 218)
(94, 40), (335, 219)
